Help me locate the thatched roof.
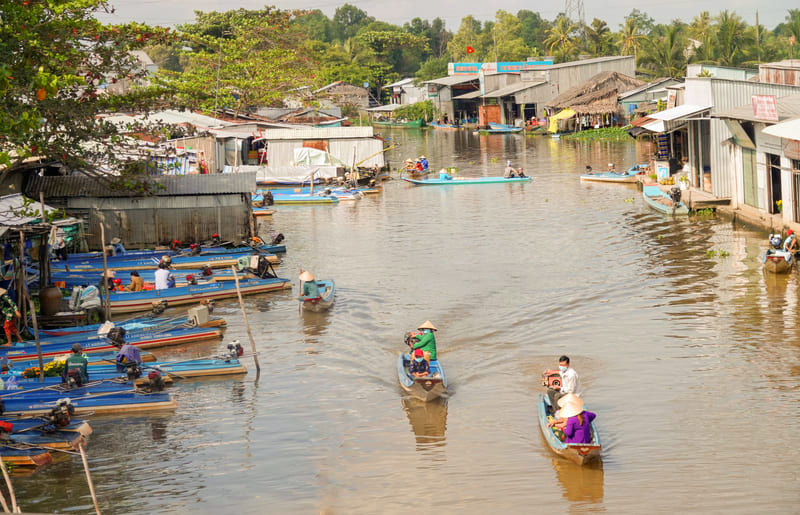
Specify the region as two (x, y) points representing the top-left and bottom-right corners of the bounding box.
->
(546, 72), (645, 114)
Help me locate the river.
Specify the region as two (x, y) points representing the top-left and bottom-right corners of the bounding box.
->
(12, 129), (800, 513)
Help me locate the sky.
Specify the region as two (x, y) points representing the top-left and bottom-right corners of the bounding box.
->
(97, 0), (794, 31)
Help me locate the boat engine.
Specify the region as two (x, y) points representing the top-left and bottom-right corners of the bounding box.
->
(669, 186), (682, 205)
(141, 370), (166, 392)
(65, 369), (84, 388)
(541, 371), (562, 389)
(151, 300), (168, 315)
(45, 399), (75, 428)
(125, 362), (143, 380)
(226, 342), (244, 360)
(271, 233), (285, 245)
(404, 331), (422, 347)
(0, 421), (12, 441)
(264, 191), (274, 206)
(770, 234), (783, 249)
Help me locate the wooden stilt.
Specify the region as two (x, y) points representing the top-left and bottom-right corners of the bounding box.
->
(231, 266), (260, 376)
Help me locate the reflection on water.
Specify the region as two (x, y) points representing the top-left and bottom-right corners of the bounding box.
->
(551, 458), (604, 504)
(401, 397), (448, 448)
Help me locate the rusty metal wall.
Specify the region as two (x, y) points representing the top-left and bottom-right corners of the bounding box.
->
(68, 195), (249, 249)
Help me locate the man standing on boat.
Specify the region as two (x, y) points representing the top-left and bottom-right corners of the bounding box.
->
(410, 320), (438, 361)
(545, 355), (581, 410)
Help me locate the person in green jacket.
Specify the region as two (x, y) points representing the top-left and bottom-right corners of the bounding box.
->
(299, 270), (320, 298)
(63, 343), (89, 386)
(411, 320), (438, 361)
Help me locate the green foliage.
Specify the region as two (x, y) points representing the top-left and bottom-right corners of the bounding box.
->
(563, 127), (632, 141)
(639, 26), (687, 78)
(544, 16), (579, 62)
(393, 101), (437, 121)
(705, 248), (729, 258)
(415, 56), (449, 83)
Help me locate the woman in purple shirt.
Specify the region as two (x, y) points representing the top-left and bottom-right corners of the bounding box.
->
(548, 394), (596, 444)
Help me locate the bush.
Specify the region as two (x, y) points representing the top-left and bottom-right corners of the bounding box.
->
(393, 100), (437, 121)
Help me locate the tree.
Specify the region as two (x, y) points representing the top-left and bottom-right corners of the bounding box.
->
(617, 17), (645, 62)
(0, 0), (174, 175)
(491, 10), (530, 61)
(415, 56), (449, 82)
(624, 9), (655, 36)
(517, 10), (549, 52)
(639, 25), (687, 78)
(293, 9), (333, 42)
(447, 16), (484, 61)
(586, 18), (612, 56)
(160, 8), (314, 115)
(544, 16), (578, 63)
(331, 4), (374, 42)
(714, 10), (752, 66)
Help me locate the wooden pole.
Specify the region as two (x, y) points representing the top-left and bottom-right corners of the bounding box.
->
(99, 225), (111, 321)
(16, 234), (25, 332)
(0, 457), (18, 513)
(248, 191), (256, 240)
(0, 480), (9, 513)
(230, 265), (260, 376)
(39, 192), (49, 287)
(19, 233), (44, 383)
(79, 442), (102, 515)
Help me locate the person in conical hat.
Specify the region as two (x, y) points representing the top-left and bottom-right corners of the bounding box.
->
(299, 270), (320, 298)
(410, 320), (438, 361)
(0, 288), (23, 346)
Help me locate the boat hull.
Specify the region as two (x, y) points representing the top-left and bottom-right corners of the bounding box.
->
(51, 251), (278, 271)
(299, 280), (335, 312)
(642, 185), (689, 215)
(403, 177), (532, 186)
(537, 394), (601, 466)
(763, 251), (793, 273)
(580, 173), (638, 183)
(396, 355), (447, 402)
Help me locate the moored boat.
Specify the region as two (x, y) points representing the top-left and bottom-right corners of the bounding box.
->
(761, 249), (794, 273)
(298, 279), (335, 312)
(396, 354), (447, 402)
(642, 185), (689, 216)
(580, 163), (646, 183)
(429, 122), (459, 130)
(536, 394), (601, 466)
(481, 123), (523, 134)
(2, 391), (177, 416)
(65, 242), (286, 261)
(374, 119), (424, 128)
(50, 250), (279, 272)
(403, 176), (532, 186)
(270, 193), (339, 205)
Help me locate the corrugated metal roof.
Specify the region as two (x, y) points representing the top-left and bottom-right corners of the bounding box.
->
(252, 127), (375, 140)
(453, 90), (482, 100)
(482, 81), (546, 98)
(384, 78), (415, 88)
(25, 173), (257, 198)
(425, 75), (479, 86)
(546, 56), (632, 70)
(101, 110), (234, 130)
(762, 117), (800, 139)
(618, 78), (678, 100)
(366, 104), (403, 112)
(0, 194), (54, 225)
(713, 94), (800, 123)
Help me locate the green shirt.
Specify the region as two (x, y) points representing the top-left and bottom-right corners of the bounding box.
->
(302, 281), (320, 298)
(411, 331), (437, 361)
(65, 353), (89, 383)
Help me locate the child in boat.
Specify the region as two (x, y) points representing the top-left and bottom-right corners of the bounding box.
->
(408, 349), (430, 377)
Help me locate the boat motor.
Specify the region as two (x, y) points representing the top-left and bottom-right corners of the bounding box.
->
(270, 233), (285, 245)
(541, 370), (562, 389)
(125, 362), (143, 380)
(65, 368), (84, 389)
(151, 300), (168, 315)
(200, 265), (213, 277)
(770, 234), (783, 249)
(45, 399), (75, 428)
(169, 239), (182, 251)
(264, 191), (274, 206)
(0, 421), (12, 441)
(189, 243), (201, 256)
(185, 274), (197, 285)
(141, 370), (166, 392)
(226, 342), (244, 360)
(669, 186), (682, 205)
(211, 233), (221, 245)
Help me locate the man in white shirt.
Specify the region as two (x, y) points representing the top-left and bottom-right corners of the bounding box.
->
(154, 258), (172, 291)
(546, 355), (581, 412)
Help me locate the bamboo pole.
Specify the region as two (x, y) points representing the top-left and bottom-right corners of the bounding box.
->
(0, 481), (9, 513)
(230, 266), (260, 376)
(99, 225), (111, 321)
(79, 442), (102, 515)
(18, 232), (44, 382)
(39, 192), (49, 287)
(0, 457), (18, 513)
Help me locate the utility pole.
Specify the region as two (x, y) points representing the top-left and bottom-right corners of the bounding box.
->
(756, 10), (761, 63)
(564, 0), (587, 43)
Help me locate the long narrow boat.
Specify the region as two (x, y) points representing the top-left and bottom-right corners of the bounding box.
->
(761, 249), (794, 273)
(396, 355), (447, 402)
(536, 394), (601, 466)
(7, 429), (84, 451)
(403, 176), (532, 186)
(50, 251), (278, 272)
(580, 164), (646, 184)
(253, 207), (275, 217)
(2, 417), (92, 437)
(429, 122), (459, 130)
(298, 280), (335, 312)
(374, 119), (424, 128)
(52, 267), (250, 289)
(642, 185), (689, 216)
(481, 123), (523, 134)
(38, 316), (194, 337)
(271, 193), (339, 205)
(106, 276), (292, 314)
(1, 326), (224, 361)
(65, 243), (286, 261)
(2, 391), (177, 415)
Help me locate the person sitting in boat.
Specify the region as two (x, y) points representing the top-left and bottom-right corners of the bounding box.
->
(408, 348), (430, 377)
(125, 271), (144, 292)
(154, 258), (173, 291)
(299, 271), (320, 298)
(188, 243), (201, 256)
(63, 343), (89, 386)
(547, 394), (596, 444)
(545, 355), (581, 412)
(410, 320), (438, 361)
(783, 229), (797, 253)
(504, 161), (525, 178)
(109, 237), (126, 256)
(98, 270), (117, 295)
(109, 327), (142, 373)
(439, 168), (453, 180)
(419, 156), (428, 170)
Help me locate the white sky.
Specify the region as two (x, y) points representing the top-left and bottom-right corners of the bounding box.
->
(98, 0), (793, 31)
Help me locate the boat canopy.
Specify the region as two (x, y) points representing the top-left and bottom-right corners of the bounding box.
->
(548, 108), (576, 133)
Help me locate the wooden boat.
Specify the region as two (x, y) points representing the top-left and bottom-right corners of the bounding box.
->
(50, 250), (279, 272)
(271, 193), (339, 205)
(105, 276), (291, 314)
(374, 119), (424, 128)
(253, 207), (275, 217)
(403, 176), (532, 186)
(761, 249), (794, 273)
(74, 358), (247, 379)
(2, 391), (178, 415)
(3, 417), (92, 437)
(481, 123), (523, 134)
(38, 315), (210, 337)
(537, 394), (601, 466)
(1, 326), (224, 361)
(66, 243), (286, 261)
(429, 122), (459, 130)
(298, 280), (335, 312)
(0, 447), (53, 467)
(396, 354), (447, 402)
(642, 185), (689, 216)
(8, 429), (84, 451)
(581, 163), (646, 183)
(52, 266), (250, 289)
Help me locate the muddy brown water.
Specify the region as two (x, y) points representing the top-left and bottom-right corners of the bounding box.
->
(11, 130), (799, 513)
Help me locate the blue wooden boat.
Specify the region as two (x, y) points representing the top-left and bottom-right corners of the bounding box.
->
(2, 391), (177, 415)
(642, 185), (689, 215)
(482, 123), (523, 134)
(270, 187), (363, 200)
(50, 249), (278, 271)
(39, 316), (177, 336)
(52, 267), (249, 289)
(298, 280), (335, 312)
(253, 192), (339, 205)
(66, 358), (247, 379)
(537, 394), (601, 466)
(106, 276), (291, 314)
(65, 243), (286, 261)
(0, 446), (53, 467)
(581, 163), (646, 184)
(0, 325), (224, 361)
(396, 354), (447, 402)
(429, 122), (459, 130)
(403, 176), (532, 186)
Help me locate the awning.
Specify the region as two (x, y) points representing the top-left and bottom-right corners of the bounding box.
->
(761, 117), (800, 140)
(481, 82), (540, 98)
(548, 108), (576, 133)
(424, 75), (479, 87)
(639, 104), (711, 133)
(366, 104), (403, 112)
(453, 90), (482, 100)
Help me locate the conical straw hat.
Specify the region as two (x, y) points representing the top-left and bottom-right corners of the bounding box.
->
(417, 320), (437, 331)
(299, 271), (315, 281)
(557, 393), (583, 409)
(558, 402), (585, 419)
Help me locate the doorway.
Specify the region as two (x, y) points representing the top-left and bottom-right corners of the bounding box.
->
(767, 154), (782, 214)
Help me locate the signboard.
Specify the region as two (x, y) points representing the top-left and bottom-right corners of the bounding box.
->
(448, 60), (554, 76)
(427, 84), (438, 98)
(752, 95), (779, 122)
(667, 90), (677, 109)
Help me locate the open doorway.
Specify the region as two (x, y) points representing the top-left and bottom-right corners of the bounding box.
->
(768, 154), (782, 214)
